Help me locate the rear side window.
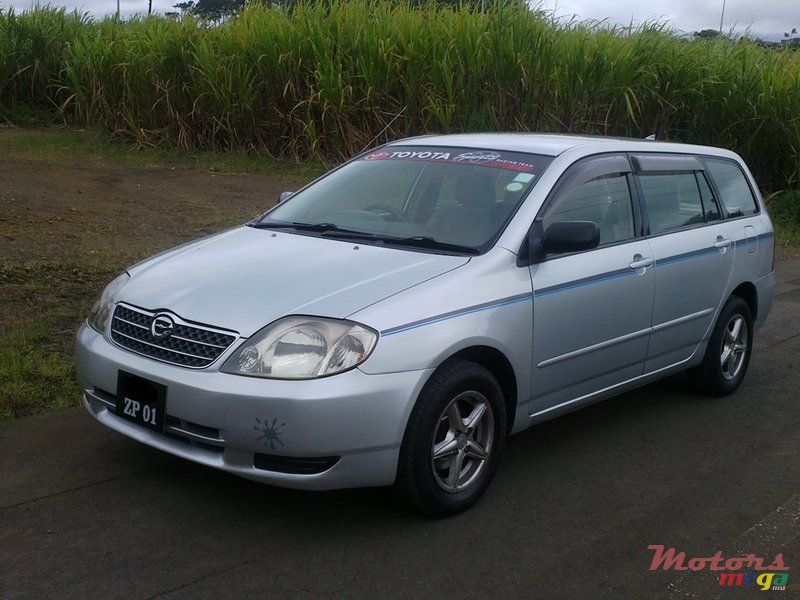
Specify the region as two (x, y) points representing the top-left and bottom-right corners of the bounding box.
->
(696, 172), (721, 222)
(638, 171), (705, 234)
(704, 159), (759, 217)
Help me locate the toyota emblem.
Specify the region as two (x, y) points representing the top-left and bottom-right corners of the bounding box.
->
(150, 314), (175, 340)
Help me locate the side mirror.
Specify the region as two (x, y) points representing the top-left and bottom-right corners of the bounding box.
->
(541, 221), (600, 254)
(278, 191), (294, 203)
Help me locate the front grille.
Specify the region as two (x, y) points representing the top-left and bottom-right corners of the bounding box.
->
(110, 304), (237, 368)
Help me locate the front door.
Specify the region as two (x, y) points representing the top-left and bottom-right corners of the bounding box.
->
(528, 154), (655, 415)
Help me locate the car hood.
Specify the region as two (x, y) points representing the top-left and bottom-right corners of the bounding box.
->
(121, 226), (469, 337)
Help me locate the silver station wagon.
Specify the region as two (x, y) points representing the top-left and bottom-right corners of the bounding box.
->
(76, 134), (775, 516)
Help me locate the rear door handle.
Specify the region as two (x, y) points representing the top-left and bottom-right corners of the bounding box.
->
(629, 256), (653, 270)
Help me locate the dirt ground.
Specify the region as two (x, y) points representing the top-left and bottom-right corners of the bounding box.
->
(0, 146), (302, 312)
(0, 132), (309, 417)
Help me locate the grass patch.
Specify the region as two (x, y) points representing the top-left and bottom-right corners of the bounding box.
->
(0, 103), (60, 127)
(767, 190), (800, 248)
(0, 315), (81, 420)
(0, 126), (326, 181)
(0, 261), (108, 420)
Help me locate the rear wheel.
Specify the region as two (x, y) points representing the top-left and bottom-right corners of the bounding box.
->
(394, 360), (507, 517)
(689, 296), (753, 396)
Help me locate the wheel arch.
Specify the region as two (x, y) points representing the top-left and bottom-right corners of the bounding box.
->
(731, 281), (758, 320)
(446, 345), (518, 434)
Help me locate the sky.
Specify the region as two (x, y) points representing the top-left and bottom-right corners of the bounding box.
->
(0, 0), (798, 42)
(541, 0), (799, 41)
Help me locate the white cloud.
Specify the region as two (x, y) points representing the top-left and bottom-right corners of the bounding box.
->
(1, 0), (798, 40)
(541, 0), (800, 40)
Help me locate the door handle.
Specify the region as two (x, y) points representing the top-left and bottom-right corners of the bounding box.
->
(714, 237), (732, 250)
(629, 255), (653, 270)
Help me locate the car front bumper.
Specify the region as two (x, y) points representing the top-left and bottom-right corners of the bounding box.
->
(76, 322), (432, 490)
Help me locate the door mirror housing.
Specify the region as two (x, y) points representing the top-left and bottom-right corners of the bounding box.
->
(541, 221), (600, 254)
(278, 191), (294, 203)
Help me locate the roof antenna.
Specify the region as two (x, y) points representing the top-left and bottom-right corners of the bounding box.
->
(361, 106), (407, 153)
(645, 133), (657, 141)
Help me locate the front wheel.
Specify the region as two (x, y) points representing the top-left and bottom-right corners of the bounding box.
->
(394, 360), (507, 517)
(689, 295), (753, 396)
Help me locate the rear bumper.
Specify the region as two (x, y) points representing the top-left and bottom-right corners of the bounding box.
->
(754, 270), (776, 331)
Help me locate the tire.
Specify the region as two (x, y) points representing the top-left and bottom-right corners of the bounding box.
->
(688, 295), (753, 396)
(394, 359), (507, 517)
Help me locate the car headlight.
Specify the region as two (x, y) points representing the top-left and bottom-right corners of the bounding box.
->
(221, 316), (378, 379)
(87, 273), (130, 333)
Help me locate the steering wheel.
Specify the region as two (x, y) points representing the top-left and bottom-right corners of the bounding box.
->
(364, 204), (408, 222)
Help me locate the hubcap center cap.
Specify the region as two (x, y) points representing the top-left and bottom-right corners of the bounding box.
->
(456, 434), (468, 450)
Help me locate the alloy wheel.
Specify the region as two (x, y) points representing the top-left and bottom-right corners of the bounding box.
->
(431, 390), (495, 493)
(720, 314), (748, 381)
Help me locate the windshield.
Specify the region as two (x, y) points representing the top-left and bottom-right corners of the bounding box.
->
(255, 146), (553, 253)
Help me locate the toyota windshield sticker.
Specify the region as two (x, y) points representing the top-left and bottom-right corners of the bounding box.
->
(362, 148), (539, 173)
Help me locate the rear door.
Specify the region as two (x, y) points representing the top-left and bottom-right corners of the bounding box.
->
(703, 156), (772, 274)
(633, 154), (736, 373)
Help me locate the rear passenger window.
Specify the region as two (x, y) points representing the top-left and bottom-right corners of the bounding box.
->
(704, 159), (759, 217)
(696, 172), (721, 222)
(639, 171), (704, 234)
(542, 173), (634, 245)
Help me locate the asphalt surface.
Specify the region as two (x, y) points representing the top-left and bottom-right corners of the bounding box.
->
(2, 260), (800, 600)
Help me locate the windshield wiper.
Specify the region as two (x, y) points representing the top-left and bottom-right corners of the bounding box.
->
(251, 221), (381, 240)
(385, 236), (480, 255)
(252, 222), (479, 254)
(251, 220), (332, 231)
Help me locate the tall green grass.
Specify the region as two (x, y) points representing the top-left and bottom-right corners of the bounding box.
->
(1, 2), (799, 190)
(767, 190), (800, 247)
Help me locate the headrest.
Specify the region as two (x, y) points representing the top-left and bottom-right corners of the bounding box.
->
(455, 170), (495, 208)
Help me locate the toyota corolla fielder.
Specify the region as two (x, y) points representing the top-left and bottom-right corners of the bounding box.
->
(76, 134), (775, 516)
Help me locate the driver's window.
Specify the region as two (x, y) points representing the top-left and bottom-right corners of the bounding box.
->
(542, 173), (635, 245)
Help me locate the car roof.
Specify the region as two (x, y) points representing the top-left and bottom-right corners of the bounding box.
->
(389, 133), (736, 159)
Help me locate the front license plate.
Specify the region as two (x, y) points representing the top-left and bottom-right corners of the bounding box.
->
(115, 371), (167, 433)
